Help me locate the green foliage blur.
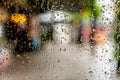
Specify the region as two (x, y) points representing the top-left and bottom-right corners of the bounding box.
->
(114, 0), (120, 61)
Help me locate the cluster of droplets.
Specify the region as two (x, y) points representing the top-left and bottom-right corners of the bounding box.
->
(0, 0), (119, 80)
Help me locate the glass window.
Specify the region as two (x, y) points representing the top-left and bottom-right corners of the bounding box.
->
(0, 0), (120, 80)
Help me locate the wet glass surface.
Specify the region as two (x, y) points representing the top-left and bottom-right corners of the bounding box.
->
(0, 0), (120, 80)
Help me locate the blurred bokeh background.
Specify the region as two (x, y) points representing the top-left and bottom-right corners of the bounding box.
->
(0, 0), (120, 80)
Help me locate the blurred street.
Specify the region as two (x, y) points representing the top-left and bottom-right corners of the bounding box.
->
(0, 37), (118, 80)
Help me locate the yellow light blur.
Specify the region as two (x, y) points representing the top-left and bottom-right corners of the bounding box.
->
(11, 13), (27, 25)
